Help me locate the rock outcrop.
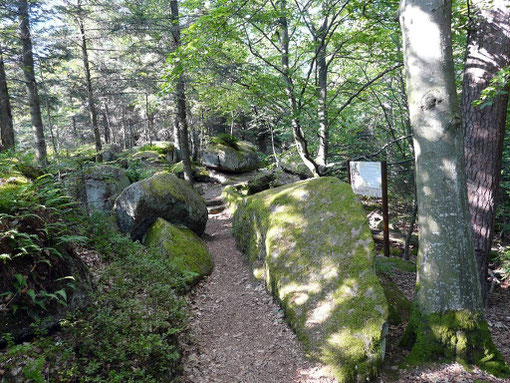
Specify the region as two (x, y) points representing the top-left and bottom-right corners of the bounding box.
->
(66, 165), (130, 212)
(114, 172), (207, 240)
(228, 177), (388, 382)
(84, 165), (130, 211)
(202, 140), (260, 173)
(145, 218), (213, 285)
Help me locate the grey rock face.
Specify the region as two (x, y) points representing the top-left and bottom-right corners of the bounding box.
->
(84, 165), (130, 212)
(114, 172), (207, 240)
(202, 141), (260, 173)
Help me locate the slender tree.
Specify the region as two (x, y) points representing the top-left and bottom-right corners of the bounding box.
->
(399, 0), (508, 374)
(18, 0), (47, 166)
(76, 0), (102, 161)
(462, 0), (510, 306)
(170, 0), (193, 182)
(0, 42), (14, 150)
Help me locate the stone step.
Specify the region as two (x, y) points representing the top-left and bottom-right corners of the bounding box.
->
(208, 205), (226, 215)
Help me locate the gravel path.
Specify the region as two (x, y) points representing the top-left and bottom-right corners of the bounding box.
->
(178, 184), (336, 383)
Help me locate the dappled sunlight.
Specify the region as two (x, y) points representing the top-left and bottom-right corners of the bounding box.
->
(404, 5), (442, 63)
(306, 292), (336, 327)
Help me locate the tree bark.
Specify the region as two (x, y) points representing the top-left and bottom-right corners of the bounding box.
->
(170, 0), (193, 183)
(0, 43), (14, 151)
(279, 0), (320, 178)
(462, 0), (510, 306)
(315, 8), (328, 167)
(77, 2), (102, 162)
(399, 0), (508, 374)
(18, 0), (47, 166)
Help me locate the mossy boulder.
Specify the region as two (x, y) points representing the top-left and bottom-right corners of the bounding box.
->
(113, 172), (207, 240)
(230, 177), (388, 382)
(202, 140), (261, 173)
(170, 161), (212, 182)
(132, 150), (165, 164)
(145, 218), (213, 285)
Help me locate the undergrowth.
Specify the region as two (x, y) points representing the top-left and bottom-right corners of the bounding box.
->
(0, 153), (191, 382)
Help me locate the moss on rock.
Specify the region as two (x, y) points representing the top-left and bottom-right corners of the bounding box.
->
(202, 139), (260, 173)
(377, 272), (411, 325)
(401, 308), (510, 377)
(114, 172), (208, 240)
(145, 218), (213, 286)
(230, 177), (388, 382)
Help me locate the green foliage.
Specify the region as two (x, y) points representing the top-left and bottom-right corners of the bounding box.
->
(125, 160), (158, 183)
(210, 133), (240, 150)
(474, 66), (510, 109)
(0, 211), (191, 382)
(0, 156), (85, 321)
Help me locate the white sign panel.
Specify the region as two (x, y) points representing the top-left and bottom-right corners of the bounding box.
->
(350, 161), (382, 198)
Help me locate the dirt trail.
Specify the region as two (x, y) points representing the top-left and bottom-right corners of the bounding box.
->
(178, 183), (336, 383)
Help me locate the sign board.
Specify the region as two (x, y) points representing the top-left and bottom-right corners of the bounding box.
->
(349, 161), (383, 198)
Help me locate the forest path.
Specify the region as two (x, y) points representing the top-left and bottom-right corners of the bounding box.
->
(177, 182), (336, 383)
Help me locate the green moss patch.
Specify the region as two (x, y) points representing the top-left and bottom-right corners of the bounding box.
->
(377, 272), (411, 325)
(401, 308), (510, 378)
(375, 256), (416, 275)
(230, 177), (388, 382)
(145, 218), (213, 285)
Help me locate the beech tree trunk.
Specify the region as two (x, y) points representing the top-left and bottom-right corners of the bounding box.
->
(18, 0), (47, 166)
(170, 0), (193, 183)
(462, 0), (510, 306)
(77, 3), (102, 162)
(279, 0), (320, 178)
(399, 0), (508, 374)
(0, 43), (14, 151)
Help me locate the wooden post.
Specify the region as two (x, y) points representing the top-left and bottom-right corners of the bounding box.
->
(381, 161), (390, 257)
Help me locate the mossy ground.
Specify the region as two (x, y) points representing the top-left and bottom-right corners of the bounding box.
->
(401, 308), (510, 378)
(230, 177), (388, 382)
(145, 218), (213, 286)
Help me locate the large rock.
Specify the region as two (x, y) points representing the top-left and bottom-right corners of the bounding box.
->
(65, 165), (130, 212)
(202, 140), (260, 173)
(102, 143), (122, 162)
(84, 165), (130, 211)
(145, 218), (213, 285)
(114, 172), (207, 240)
(229, 177), (388, 382)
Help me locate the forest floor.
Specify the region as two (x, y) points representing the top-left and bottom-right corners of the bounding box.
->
(178, 182), (510, 383)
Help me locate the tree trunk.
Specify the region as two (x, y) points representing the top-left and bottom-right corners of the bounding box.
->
(279, 0), (320, 178)
(462, 0), (510, 306)
(399, 0), (508, 375)
(170, 0), (193, 183)
(0, 43), (14, 151)
(145, 93), (152, 145)
(315, 14), (328, 167)
(77, 4), (102, 162)
(18, 0), (47, 166)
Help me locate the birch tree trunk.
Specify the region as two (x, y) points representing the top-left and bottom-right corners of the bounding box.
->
(0, 43), (14, 151)
(170, 0), (193, 183)
(77, 1), (102, 162)
(462, 0), (510, 306)
(18, 0), (47, 166)
(399, 0), (508, 374)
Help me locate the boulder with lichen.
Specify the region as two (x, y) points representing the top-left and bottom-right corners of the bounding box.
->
(229, 177), (388, 382)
